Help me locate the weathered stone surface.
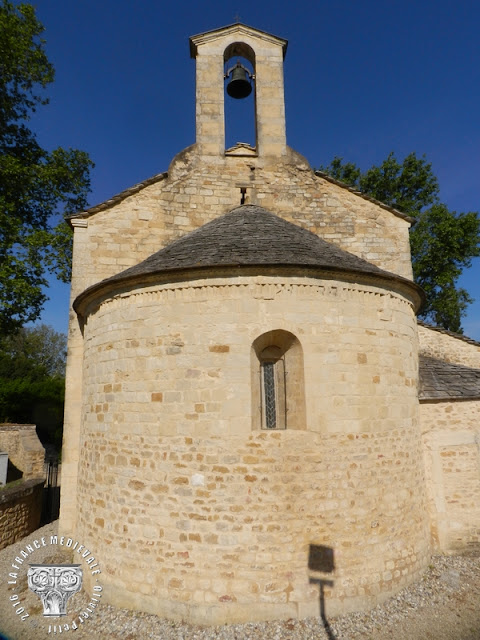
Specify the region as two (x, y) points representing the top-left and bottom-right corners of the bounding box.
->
(421, 400), (480, 553)
(0, 478), (44, 550)
(59, 20), (480, 627)
(419, 322), (480, 368)
(69, 274), (429, 623)
(0, 424), (45, 479)
(93, 205), (408, 282)
(418, 327), (480, 555)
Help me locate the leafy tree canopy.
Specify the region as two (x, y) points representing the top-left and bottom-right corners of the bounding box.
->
(0, 324), (66, 446)
(0, 1), (93, 335)
(0, 323), (66, 378)
(319, 153), (480, 333)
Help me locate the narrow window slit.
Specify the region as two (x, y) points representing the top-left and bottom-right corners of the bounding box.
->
(262, 362), (277, 429)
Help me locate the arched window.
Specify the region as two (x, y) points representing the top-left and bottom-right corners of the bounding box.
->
(251, 330), (306, 431)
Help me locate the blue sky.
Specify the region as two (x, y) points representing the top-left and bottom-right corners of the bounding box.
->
(27, 0), (480, 338)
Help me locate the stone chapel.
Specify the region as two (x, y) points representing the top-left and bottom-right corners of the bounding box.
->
(59, 23), (480, 625)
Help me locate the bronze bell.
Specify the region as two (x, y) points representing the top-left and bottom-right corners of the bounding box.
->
(226, 62), (252, 99)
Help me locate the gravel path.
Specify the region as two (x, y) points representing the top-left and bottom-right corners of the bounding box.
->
(1, 521), (479, 639)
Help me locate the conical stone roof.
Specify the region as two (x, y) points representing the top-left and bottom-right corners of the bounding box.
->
(107, 205), (396, 281)
(74, 204), (424, 313)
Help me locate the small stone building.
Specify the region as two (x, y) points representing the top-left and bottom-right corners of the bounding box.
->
(59, 23), (480, 624)
(0, 423), (45, 481)
(0, 424), (46, 549)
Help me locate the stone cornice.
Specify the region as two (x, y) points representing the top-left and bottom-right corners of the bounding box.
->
(73, 267), (424, 319)
(189, 23), (288, 58)
(70, 218), (88, 229)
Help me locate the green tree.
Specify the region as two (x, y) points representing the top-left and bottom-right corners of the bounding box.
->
(0, 323), (66, 378)
(0, 325), (66, 446)
(319, 153), (480, 333)
(0, 1), (93, 335)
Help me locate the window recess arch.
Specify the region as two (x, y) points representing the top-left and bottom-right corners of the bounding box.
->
(251, 330), (306, 431)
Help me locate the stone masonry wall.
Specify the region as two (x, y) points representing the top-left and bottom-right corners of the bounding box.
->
(79, 429), (429, 624)
(0, 424), (45, 479)
(70, 151), (413, 303)
(421, 401), (480, 553)
(418, 324), (480, 368)
(60, 24), (427, 623)
(72, 275), (429, 623)
(0, 479), (44, 550)
(61, 151), (414, 535)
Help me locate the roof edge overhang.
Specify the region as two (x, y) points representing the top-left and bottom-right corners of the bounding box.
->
(189, 23), (288, 59)
(74, 264), (425, 320)
(67, 171), (169, 226)
(418, 320), (480, 347)
(65, 159), (413, 227)
(419, 395), (480, 403)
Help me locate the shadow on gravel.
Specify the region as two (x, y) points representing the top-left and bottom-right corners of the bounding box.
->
(309, 544), (337, 640)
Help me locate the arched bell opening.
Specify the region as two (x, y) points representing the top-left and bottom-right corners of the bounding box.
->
(224, 42), (257, 154)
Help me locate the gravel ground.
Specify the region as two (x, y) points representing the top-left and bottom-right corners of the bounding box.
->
(1, 521), (479, 640)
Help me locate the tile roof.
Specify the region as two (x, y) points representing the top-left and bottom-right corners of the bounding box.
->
(419, 355), (480, 401)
